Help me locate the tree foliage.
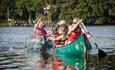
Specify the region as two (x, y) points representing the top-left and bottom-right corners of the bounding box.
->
(0, 0), (114, 25)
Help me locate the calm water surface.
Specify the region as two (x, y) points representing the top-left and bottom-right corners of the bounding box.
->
(0, 26), (115, 70)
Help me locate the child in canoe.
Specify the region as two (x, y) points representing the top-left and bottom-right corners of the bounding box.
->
(48, 26), (67, 47)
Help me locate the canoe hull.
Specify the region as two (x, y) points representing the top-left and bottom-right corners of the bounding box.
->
(53, 34), (91, 69)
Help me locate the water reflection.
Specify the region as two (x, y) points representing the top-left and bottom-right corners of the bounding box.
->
(0, 46), (115, 70)
(0, 50), (28, 70)
(88, 54), (115, 70)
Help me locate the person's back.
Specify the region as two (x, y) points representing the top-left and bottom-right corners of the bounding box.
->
(32, 20), (47, 51)
(34, 21), (47, 37)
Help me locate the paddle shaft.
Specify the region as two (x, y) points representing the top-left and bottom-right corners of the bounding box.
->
(81, 22), (99, 49)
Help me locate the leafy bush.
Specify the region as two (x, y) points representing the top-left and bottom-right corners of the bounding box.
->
(0, 20), (8, 23)
(95, 18), (105, 24)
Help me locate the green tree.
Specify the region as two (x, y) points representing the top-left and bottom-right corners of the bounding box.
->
(0, 0), (114, 25)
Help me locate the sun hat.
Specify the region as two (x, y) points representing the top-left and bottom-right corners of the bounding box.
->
(58, 20), (67, 25)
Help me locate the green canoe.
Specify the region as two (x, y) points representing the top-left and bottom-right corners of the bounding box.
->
(26, 34), (91, 69)
(53, 34), (91, 70)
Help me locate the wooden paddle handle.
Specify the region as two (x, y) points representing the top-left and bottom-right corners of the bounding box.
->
(81, 22), (99, 49)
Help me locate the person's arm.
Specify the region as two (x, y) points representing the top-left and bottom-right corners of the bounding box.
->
(79, 23), (87, 33)
(34, 25), (37, 32)
(68, 20), (82, 34)
(80, 23), (93, 38)
(32, 23), (38, 37)
(53, 25), (59, 34)
(49, 35), (62, 41)
(31, 25), (37, 37)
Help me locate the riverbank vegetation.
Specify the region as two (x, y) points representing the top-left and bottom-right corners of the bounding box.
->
(0, 0), (115, 26)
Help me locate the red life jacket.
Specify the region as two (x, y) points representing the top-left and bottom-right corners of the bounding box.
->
(54, 34), (66, 45)
(68, 27), (81, 42)
(36, 28), (47, 37)
(54, 34), (59, 45)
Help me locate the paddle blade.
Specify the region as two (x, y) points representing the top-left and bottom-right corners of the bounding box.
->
(94, 43), (107, 57)
(98, 49), (107, 57)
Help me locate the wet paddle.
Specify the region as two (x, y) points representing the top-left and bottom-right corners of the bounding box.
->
(81, 23), (107, 57)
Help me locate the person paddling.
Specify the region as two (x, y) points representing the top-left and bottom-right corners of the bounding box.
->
(32, 19), (47, 51)
(64, 17), (92, 70)
(33, 19), (52, 70)
(33, 19), (47, 37)
(67, 17), (92, 44)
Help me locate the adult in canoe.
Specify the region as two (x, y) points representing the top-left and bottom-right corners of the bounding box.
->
(32, 19), (53, 70)
(67, 17), (92, 44)
(53, 34), (92, 70)
(32, 19), (47, 51)
(54, 20), (68, 34)
(48, 20), (68, 46)
(52, 17), (92, 70)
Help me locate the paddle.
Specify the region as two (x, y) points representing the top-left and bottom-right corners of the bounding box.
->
(81, 22), (107, 57)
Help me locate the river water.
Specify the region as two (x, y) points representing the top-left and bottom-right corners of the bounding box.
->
(0, 26), (115, 70)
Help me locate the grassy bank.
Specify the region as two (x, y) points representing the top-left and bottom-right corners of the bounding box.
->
(0, 20), (9, 27)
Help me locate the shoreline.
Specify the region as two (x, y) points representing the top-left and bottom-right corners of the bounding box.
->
(0, 22), (115, 27)
(0, 25), (115, 27)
